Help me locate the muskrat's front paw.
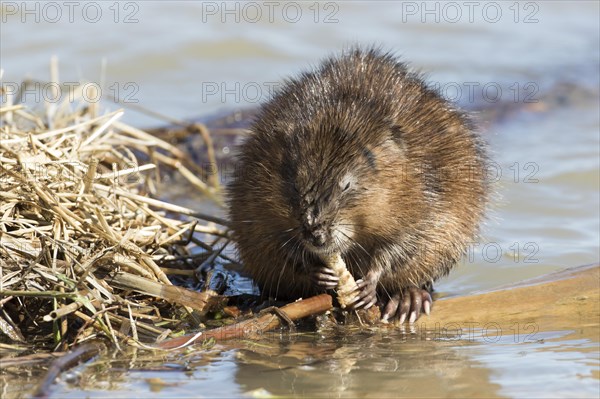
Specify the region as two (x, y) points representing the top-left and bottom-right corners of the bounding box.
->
(381, 287), (433, 324)
(310, 266), (339, 289)
(349, 277), (378, 309)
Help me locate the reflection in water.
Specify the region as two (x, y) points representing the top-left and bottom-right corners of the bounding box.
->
(13, 327), (590, 398)
(4, 327), (597, 398)
(232, 332), (502, 398)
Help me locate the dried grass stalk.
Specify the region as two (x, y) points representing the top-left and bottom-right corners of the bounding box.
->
(0, 72), (227, 349)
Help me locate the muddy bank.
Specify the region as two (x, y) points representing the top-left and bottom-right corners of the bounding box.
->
(422, 264), (599, 336)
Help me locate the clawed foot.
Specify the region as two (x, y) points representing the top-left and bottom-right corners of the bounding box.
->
(310, 266), (339, 289)
(351, 275), (378, 309)
(310, 267), (378, 310)
(381, 286), (433, 324)
(311, 267), (433, 323)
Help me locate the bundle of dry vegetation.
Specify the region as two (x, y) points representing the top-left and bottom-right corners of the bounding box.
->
(0, 72), (231, 352)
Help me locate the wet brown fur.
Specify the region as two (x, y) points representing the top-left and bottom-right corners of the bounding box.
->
(227, 47), (489, 302)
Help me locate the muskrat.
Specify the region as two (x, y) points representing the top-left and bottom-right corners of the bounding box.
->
(227, 47), (489, 323)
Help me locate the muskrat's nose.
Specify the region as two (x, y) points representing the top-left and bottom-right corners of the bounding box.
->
(301, 222), (328, 248)
(310, 230), (327, 247)
(303, 207), (318, 227)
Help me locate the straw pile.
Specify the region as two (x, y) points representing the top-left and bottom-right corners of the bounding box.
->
(0, 72), (229, 351)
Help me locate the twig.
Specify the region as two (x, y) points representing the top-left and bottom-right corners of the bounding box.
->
(32, 341), (106, 399)
(156, 294), (333, 349)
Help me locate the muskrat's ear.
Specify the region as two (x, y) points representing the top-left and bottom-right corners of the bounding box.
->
(389, 125), (403, 140)
(361, 148), (377, 170)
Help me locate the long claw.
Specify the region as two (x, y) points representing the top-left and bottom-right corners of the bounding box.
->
(423, 300), (431, 316)
(325, 269), (339, 278)
(408, 310), (417, 324)
(364, 297), (377, 309)
(382, 285), (433, 323)
(311, 266), (340, 288)
(382, 293), (400, 320)
(353, 299), (366, 309)
(398, 311), (407, 324)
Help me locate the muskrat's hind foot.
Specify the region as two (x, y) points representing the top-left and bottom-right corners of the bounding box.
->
(382, 286), (433, 324)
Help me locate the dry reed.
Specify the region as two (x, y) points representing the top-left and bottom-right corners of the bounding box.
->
(0, 67), (229, 351)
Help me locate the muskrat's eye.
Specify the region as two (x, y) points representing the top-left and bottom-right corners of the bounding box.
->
(340, 173), (356, 193)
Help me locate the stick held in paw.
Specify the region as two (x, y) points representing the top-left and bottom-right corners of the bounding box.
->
(322, 253), (357, 309)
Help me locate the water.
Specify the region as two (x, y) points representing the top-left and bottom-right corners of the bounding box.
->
(1, 1), (599, 398)
(6, 328), (599, 398)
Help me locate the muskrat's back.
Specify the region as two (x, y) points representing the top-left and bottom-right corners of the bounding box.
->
(228, 47), (489, 322)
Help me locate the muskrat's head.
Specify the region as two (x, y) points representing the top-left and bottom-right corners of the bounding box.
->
(278, 110), (407, 256)
(290, 168), (358, 254)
